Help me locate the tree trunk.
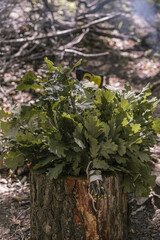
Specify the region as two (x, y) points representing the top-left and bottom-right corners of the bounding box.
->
(30, 173), (128, 240)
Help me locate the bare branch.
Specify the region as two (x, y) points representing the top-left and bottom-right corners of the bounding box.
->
(63, 29), (90, 49)
(151, 80), (160, 91)
(13, 42), (29, 57)
(64, 48), (109, 57)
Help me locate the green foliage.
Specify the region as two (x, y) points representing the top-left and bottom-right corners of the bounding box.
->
(0, 59), (160, 196)
(16, 71), (43, 90)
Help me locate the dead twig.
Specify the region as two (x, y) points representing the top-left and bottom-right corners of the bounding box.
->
(63, 29), (90, 49)
(16, 207), (30, 220)
(13, 42), (30, 57)
(150, 80), (160, 91)
(64, 48), (109, 57)
(0, 86), (10, 99)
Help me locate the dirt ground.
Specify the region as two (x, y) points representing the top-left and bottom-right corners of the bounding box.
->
(0, 172), (30, 240)
(128, 193), (160, 240)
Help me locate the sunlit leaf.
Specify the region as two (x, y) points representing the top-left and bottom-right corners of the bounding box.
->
(120, 99), (130, 111)
(72, 59), (82, 70)
(152, 118), (160, 133)
(130, 123), (141, 133)
(44, 57), (56, 72)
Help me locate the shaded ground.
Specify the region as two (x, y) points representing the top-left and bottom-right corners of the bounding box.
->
(128, 143), (160, 240)
(128, 194), (160, 240)
(0, 172), (30, 240)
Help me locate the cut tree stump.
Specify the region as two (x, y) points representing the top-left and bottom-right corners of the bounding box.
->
(30, 172), (128, 240)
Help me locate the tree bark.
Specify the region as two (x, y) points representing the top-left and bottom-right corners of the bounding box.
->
(30, 173), (127, 240)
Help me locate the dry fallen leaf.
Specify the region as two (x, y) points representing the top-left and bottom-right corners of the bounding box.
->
(12, 216), (21, 225)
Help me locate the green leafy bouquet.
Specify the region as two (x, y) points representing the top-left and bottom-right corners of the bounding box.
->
(0, 58), (160, 197)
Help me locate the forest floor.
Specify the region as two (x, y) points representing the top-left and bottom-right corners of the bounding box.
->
(0, 172), (30, 240)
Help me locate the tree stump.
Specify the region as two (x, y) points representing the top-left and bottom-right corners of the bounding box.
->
(30, 173), (127, 240)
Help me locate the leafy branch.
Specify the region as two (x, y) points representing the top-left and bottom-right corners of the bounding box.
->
(0, 58), (160, 197)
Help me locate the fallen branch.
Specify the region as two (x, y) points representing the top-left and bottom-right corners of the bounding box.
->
(13, 42), (30, 57)
(150, 80), (160, 91)
(1, 14), (119, 44)
(64, 48), (109, 57)
(63, 29), (90, 49)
